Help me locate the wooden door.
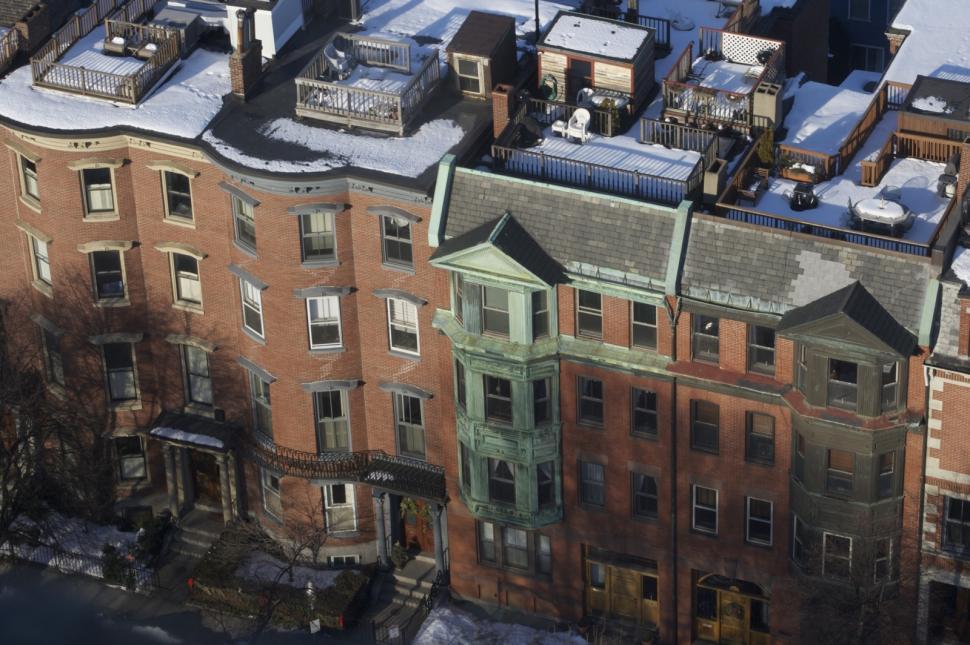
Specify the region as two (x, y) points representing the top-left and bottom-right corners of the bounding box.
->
(718, 591), (749, 645)
(609, 566), (641, 620)
(190, 451), (221, 507)
(568, 58), (593, 97)
(401, 499), (434, 552)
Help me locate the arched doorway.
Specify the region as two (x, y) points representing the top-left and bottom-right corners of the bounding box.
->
(694, 574), (770, 644)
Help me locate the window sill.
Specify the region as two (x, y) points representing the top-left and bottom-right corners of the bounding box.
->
(310, 346), (345, 355)
(172, 302), (204, 315)
(745, 458), (775, 468)
(163, 216), (196, 229)
(578, 421), (604, 430)
(690, 528), (718, 538)
(631, 431), (659, 441)
(577, 333), (604, 342)
(381, 261), (415, 275)
(111, 400), (143, 412)
(631, 343), (658, 352)
(388, 349), (420, 362)
(83, 213), (121, 222)
(579, 502), (606, 512)
(19, 194), (41, 213)
(690, 445), (719, 456)
(31, 280), (53, 299)
(242, 327), (267, 345)
(693, 356), (720, 366)
(233, 240), (258, 258)
(301, 258), (339, 269)
(631, 513), (659, 524)
(748, 366), (776, 377)
(745, 539), (773, 550)
(95, 297), (130, 308)
(183, 403), (214, 417)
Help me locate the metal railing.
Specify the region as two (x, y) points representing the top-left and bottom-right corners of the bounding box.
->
(524, 96), (621, 136)
(372, 570), (446, 644)
(577, 6), (671, 52)
(0, 541), (160, 593)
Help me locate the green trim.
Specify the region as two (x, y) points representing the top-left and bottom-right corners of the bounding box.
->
(918, 278), (940, 348)
(428, 154), (457, 248)
(665, 200), (692, 296)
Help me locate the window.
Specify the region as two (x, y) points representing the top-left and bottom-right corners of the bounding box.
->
(828, 359), (858, 410)
(163, 171), (192, 220)
(696, 587), (717, 620)
(690, 400), (719, 453)
(481, 286), (510, 337)
(795, 344), (808, 392)
(748, 326), (775, 375)
(578, 377), (604, 425)
(103, 343), (137, 403)
(944, 497), (970, 552)
(746, 497), (773, 546)
(250, 372), (273, 439)
(261, 468), (282, 519)
(387, 298), (419, 355)
(182, 345), (212, 406)
(692, 485), (718, 534)
(232, 195), (256, 251)
(580, 461), (606, 507)
(484, 375), (513, 423)
(394, 393), (425, 459)
(794, 433), (806, 482)
(455, 360), (466, 410)
(324, 483), (357, 533)
(240, 280), (264, 337)
(479, 521), (496, 562)
(300, 211), (335, 262)
(877, 452), (895, 498)
(502, 527), (528, 569)
(848, 0), (870, 20)
(456, 56), (483, 94)
(792, 514), (806, 565)
(91, 250), (125, 300)
(20, 156), (39, 200)
(315, 390), (349, 452)
(826, 449), (854, 497)
(381, 214), (412, 267)
(576, 290), (602, 339)
(172, 253), (201, 306)
(536, 534), (552, 574)
(453, 273), (464, 325)
(850, 43), (885, 72)
(533, 378), (551, 424)
(881, 363), (898, 411)
(631, 302), (657, 349)
(589, 561), (606, 589)
(460, 442), (472, 491)
(537, 461), (555, 508)
(41, 329), (64, 388)
(823, 533), (852, 579)
(82, 167), (114, 213)
(328, 555), (359, 566)
(745, 413), (774, 465)
(488, 458), (516, 504)
(307, 296), (341, 349)
(115, 436), (146, 481)
(631, 388), (658, 437)
(692, 315), (719, 363)
(874, 538), (892, 582)
(532, 290), (549, 340)
(30, 237), (51, 286)
(631, 472), (658, 519)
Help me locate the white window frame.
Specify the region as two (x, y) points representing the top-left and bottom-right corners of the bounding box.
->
(822, 532), (853, 579)
(103, 342), (138, 404)
(315, 389), (350, 452)
(307, 296), (342, 349)
(172, 253), (202, 308)
(455, 54), (484, 95)
(261, 468), (282, 520)
(115, 435), (147, 481)
(692, 484), (718, 535)
(745, 497), (773, 546)
(380, 214), (413, 268)
(327, 554), (360, 566)
(299, 211), (336, 262)
(240, 279), (264, 338)
(20, 155), (39, 201)
(394, 392), (425, 459)
(181, 344), (213, 407)
(387, 297), (419, 355)
(162, 170), (194, 222)
(232, 195), (256, 252)
(80, 167), (116, 216)
(324, 483), (358, 534)
(250, 371), (273, 439)
(30, 236), (51, 287)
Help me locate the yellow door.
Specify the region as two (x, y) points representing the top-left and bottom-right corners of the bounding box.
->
(718, 592), (749, 644)
(609, 566), (640, 620)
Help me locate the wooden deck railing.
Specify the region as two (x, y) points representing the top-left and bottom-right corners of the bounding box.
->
(344, 33), (412, 73)
(640, 118), (718, 169)
(859, 131), (894, 187)
(895, 130), (962, 163)
(0, 27), (20, 74)
(664, 42), (693, 84)
(885, 80), (912, 109)
(724, 0), (760, 33)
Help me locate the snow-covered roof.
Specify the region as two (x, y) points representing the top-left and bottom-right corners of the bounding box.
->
(150, 426), (225, 449)
(885, 0), (970, 87)
(781, 81), (875, 155)
(542, 13), (650, 60)
(952, 247), (970, 288)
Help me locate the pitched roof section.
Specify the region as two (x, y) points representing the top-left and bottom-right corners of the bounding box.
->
(928, 279), (970, 372)
(443, 169), (678, 292)
(777, 282), (917, 356)
(446, 11), (515, 57)
(681, 216), (933, 335)
(0, 0), (35, 27)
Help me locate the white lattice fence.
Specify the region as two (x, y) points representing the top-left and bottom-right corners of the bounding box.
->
(721, 32), (782, 66)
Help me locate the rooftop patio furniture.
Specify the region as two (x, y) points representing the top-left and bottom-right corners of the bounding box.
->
(849, 197), (914, 237)
(567, 108), (592, 143)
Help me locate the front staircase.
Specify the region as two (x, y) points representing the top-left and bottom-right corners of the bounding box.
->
(170, 510), (223, 558)
(369, 555), (440, 641)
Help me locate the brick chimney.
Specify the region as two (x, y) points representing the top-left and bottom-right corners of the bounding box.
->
(15, 3), (51, 52)
(229, 9), (262, 100)
(491, 83), (516, 139)
(957, 138), (970, 201)
(886, 30), (908, 57)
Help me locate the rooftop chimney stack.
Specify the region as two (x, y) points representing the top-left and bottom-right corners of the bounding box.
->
(230, 9), (262, 100)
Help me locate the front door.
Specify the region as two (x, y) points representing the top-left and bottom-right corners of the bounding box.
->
(190, 451), (221, 508)
(610, 567), (640, 621)
(719, 591), (748, 644)
(568, 58), (593, 98)
(401, 498), (434, 552)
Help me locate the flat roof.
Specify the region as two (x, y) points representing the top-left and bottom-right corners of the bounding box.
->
(904, 75), (970, 124)
(541, 12), (651, 60)
(780, 80), (874, 155)
(885, 0), (970, 86)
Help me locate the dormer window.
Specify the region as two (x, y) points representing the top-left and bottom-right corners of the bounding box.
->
(827, 359), (858, 410)
(532, 291), (549, 340)
(481, 286), (510, 338)
(881, 363), (898, 411)
(692, 315), (720, 364)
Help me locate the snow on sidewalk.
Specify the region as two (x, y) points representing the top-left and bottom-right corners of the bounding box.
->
(413, 605), (586, 645)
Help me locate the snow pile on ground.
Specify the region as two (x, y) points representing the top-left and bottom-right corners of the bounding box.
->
(0, 40), (230, 139)
(886, 0), (970, 86)
(911, 96), (954, 114)
(235, 551), (342, 590)
(414, 605), (586, 645)
(952, 247), (970, 287)
(780, 82), (874, 155)
(203, 118), (464, 177)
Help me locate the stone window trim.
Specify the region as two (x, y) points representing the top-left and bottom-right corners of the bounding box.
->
(301, 379), (361, 393)
(365, 205), (421, 223)
(67, 158), (126, 172)
(287, 202), (348, 216)
(77, 240), (134, 254)
(378, 382), (433, 400)
(372, 288), (427, 308)
(627, 461), (661, 478)
(293, 285), (353, 299)
(145, 160), (200, 178)
(164, 334), (216, 353)
(154, 242), (207, 261)
(88, 332), (144, 346)
(217, 181), (260, 207)
(4, 139), (42, 164)
(227, 264), (268, 290)
(14, 220), (50, 244)
(237, 356), (276, 384)
(72, 160), (124, 219)
(30, 313), (64, 337)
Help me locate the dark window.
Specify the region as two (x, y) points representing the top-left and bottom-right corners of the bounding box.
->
(692, 485), (718, 534)
(881, 363), (898, 411)
(944, 497), (970, 552)
(828, 359), (859, 410)
(748, 326), (775, 375)
(792, 514), (806, 565)
(533, 378), (551, 424)
(488, 458), (516, 504)
(82, 167), (113, 213)
(481, 286), (510, 337)
(115, 436), (146, 480)
(823, 533), (852, 579)
(580, 461), (605, 507)
(877, 452), (895, 498)
(794, 433), (806, 482)
(20, 156), (39, 200)
(643, 576), (658, 601)
(42, 328), (64, 388)
(380, 214), (412, 267)
(692, 315), (719, 363)
(103, 343), (136, 402)
(315, 390), (349, 452)
(751, 599), (769, 633)
(589, 561), (606, 589)
(826, 449), (854, 497)
(300, 211), (335, 262)
(850, 43), (884, 73)
(576, 290), (603, 339)
(163, 171), (192, 220)
(460, 442), (471, 492)
(478, 521), (496, 562)
(173, 253), (201, 305)
(631, 472), (658, 519)
(631, 302), (657, 349)
(455, 360), (466, 410)
(696, 587), (717, 619)
(502, 527), (528, 569)
(746, 413), (774, 465)
(232, 196), (256, 251)
(452, 273), (464, 325)
(690, 400), (719, 453)
(532, 290), (549, 340)
(484, 375), (513, 423)
(746, 497), (773, 545)
(874, 538), (891, 581)
(631, 388), (658, 437)
(848, 0), (870, 20)
(182, 345), (212, 406)
(91, 250), (124, 300)
(795, 345), (808, 392)
(395, 393), (425, 459)
(250, 372), (272, 439)
(537, 461), (555, 508)
(536, 534), (552, 574)
(578, 377), (604, 425)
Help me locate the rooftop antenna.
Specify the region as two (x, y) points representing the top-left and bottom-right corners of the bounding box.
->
(535, 0), (540, 47)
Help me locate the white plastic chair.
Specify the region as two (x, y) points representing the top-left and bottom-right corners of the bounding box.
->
(324, 42), (353, 80)
(566, 108), (592, 144)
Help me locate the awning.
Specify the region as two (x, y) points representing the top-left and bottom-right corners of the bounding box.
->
(148, 411), (235, 452)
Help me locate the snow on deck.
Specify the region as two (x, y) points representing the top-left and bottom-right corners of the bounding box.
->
(693, 57), (761, 94)
(58, 28), (146, 76)
(780, 81), (874, 155)
(543, 14), (650, 59)
(886, 0), (970, 86)
(202, 117), (465, 177)
(414, 605), (585, 645)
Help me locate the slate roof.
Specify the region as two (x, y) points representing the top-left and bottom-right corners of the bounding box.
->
(0, 0), (34, 27)
(446, 10), (515, 57)
(443, 169), (678, 292)
(680, 216), (933, 334)
(777, 282), (917, 356)
(928, 279), (970, 371)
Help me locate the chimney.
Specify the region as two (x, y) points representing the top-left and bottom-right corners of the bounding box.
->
(957, 138), (970, 202)
(886, 29), (909, 57)
(491, 83), (516, 139)
(229, 9), (262, 100)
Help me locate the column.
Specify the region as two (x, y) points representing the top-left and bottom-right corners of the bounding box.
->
(174, 447), (191, 508)
(431, 503), (446, 579)
(218, 454), (233, 524)
(373, 492), (388, 568)
(163, 445), (179, 517)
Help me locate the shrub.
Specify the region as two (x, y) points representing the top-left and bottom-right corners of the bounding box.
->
(102, 544), (135, 589)
(133, 514), (171, 564)
(390, 543), (410, 569)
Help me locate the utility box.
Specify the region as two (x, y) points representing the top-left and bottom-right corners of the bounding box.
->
(446, 11), (517, 100)
(753, 82), (782, 128)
